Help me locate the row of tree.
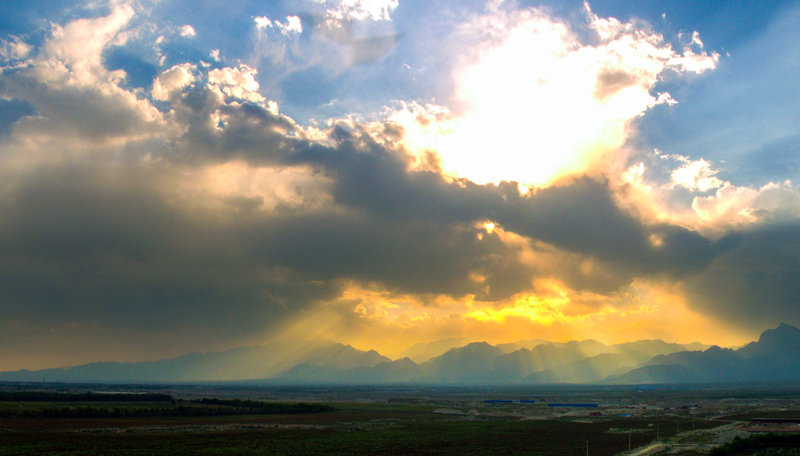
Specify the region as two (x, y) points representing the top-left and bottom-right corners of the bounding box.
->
(190, 398), (336, 413)
(0, 391), (173, 402)
(0, 402), (335, 418)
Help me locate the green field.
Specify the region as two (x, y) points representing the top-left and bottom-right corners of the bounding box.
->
(0, 418), (703, 456)
(4, 385), (797, 455)
(0, 398), (718, 456)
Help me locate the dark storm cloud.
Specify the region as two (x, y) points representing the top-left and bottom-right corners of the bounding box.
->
(0, 163), (340, 334)
(159, 98), (740, 298)
(0, 100), (654, 338)
(0, 97), (534, 331)
(1, 76), (743, 337)
(0, 165), (177, 261)
(239, 211), (533, 301)
(155, 89), (302, 165)
(0, 125), (743, 338)
(283, 122), (737, 293)
(497, 181), (740, 291)
(0, 158), (523, 333)
(683, 224), (800, 330)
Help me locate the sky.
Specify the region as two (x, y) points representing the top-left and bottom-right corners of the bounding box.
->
(1, 0), (799, 371)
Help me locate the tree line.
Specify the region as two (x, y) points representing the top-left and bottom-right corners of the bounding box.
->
(190, 398), (335, 414)
(0, 391), (173, 402)
(0, 394), (336, 418)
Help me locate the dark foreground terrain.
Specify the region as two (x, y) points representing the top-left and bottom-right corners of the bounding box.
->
(1, 382), (799, 455)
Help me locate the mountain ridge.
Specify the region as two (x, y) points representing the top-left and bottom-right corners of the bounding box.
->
(1, 325), (796, 385)
(608, 324), (800, 384)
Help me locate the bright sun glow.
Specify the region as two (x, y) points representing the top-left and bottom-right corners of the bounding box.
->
(406, 9), (717, 187)
(440, 19), (618, 186)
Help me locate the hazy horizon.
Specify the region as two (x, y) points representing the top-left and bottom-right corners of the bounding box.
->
(2, 324), (751, 372)
(1, 0), (799, 372)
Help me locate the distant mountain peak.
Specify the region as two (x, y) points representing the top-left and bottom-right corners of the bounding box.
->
(437, 341), (502, 358)
(466, 341), (492, 348)
(771, 322), (800, 335)
(745, 323), (800, 352)
(393, 357), (418, 367)
(757, 323), (800, 345)
(394, 338), (471, 364)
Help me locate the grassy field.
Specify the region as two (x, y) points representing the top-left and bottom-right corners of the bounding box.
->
(1, 385), (771, 455)
(0, 400), (721, 456)
(0, 419), (685, 456)
(709, 434), (800, 456)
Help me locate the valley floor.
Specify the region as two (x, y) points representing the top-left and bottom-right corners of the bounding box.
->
(1, 382), (799, 455)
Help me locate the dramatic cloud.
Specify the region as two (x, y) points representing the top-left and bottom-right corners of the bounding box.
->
(0, 0), (798, 369)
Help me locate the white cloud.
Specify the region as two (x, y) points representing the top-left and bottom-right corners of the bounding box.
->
(310, 0), (399, 21)
(0, 2), (166, 149)
(254, 15), (302, 36)
(0, 36), (32, 61)
(152, 64), (196, 101)
(670, 158), (724, 191)
(207, 65), (265, 102)
(254, 16), (273, 30)
(691, 31), (704, 48)
(42, 2), (136, 86)
(692, 181), (800, 230)
(670, 47), (719, 73)
(283, 16), (303, 35)
(180, 25), (196, 37)
(616, 158), (800, 237)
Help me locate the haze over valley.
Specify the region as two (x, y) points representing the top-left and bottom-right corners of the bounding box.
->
(4, 324), (800, 386)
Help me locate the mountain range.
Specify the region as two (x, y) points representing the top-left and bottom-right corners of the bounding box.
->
(4, 324), (800, 385)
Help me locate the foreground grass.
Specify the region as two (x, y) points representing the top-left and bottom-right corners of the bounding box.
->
(0, 417), (713, 456)
(0, 393), (723, 456)
(709, 434), (800, 456)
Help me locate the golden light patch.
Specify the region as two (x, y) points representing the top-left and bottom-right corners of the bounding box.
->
(464, 280), (569, 325)
(600, 279), (744, 345)
(270, 276), (750, 359)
